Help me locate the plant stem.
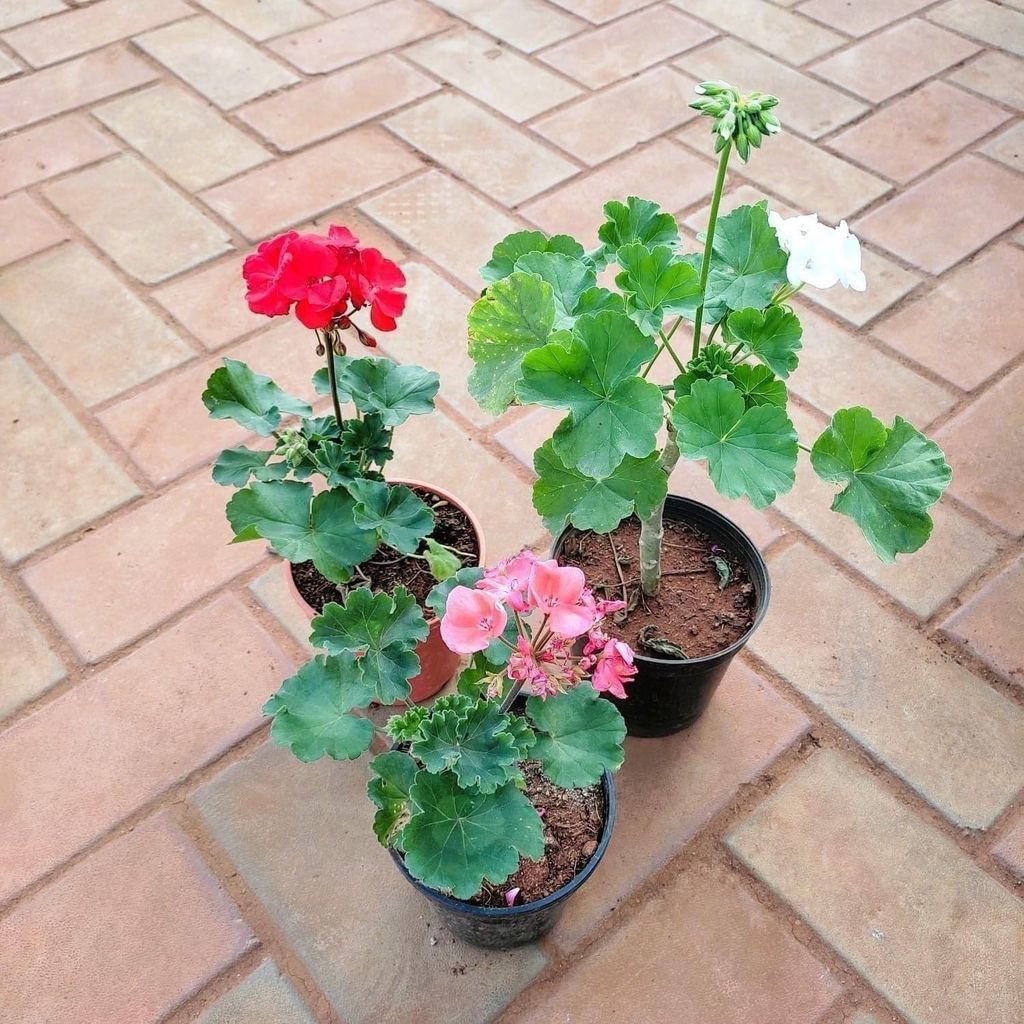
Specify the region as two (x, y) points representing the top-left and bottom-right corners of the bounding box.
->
(692, 141), (732, 360)
(659, 331), (687, 373)
(798, 441), (811, 453)
(498, 678), (525, 714)
(638, 419), (681, 597)
(322, 328), (344, 426)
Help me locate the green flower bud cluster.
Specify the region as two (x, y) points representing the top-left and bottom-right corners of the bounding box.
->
(274, 428), (311, 467)
(689, 80), (781, 162)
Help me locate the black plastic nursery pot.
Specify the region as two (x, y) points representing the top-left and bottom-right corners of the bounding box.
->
(389, 770), (616, 949)
(552, 496), (771, 738)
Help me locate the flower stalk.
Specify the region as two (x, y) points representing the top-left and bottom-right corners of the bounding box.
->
(692, 140), (732, 359)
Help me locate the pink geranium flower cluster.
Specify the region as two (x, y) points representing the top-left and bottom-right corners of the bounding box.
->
(440, 550), (637, 700)
(242, 224), (406, 336)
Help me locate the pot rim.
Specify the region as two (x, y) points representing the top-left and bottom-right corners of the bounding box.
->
(389, 768), (617, 918)
(552, 494), (771, 668)
(285, 477), (487, 624)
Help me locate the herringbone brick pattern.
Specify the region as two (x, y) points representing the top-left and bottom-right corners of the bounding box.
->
(0, 1), (1021, 1022)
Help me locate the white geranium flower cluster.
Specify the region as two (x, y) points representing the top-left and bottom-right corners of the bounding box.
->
(768, 212), (867, 292)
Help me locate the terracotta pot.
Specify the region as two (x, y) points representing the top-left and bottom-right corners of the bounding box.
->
(285, 478), (486, 703)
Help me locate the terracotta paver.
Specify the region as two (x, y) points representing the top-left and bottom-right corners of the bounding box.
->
(943, 555), (1024, 687)
(514, 861), (841, 1024)
(193, 742), (548, 1024)
(0, 814), (253, 1024)
(0, 595), (291, 899)
(195, 962), (316, 1024)
(2, 1), (1023, 1020)
(238, 54), (439, 151)
(0, 115), (119, 195)
(23, 473), (268, 662)
(201, 126), (422, 240)
(0, 576), (64, 717)
(728, 750), (1024, 1024)
(0, 45), (158, 134)
(0, 244), (193, 405)
(855, 154), (1024, 274)
(540, 5), (715, 89)
(0, 354), (138, 562)
(1, 0), (191, 68)
(749, 544), (1024, 828)
(44, 154), (232, 284)
(94, 84), (271, 192)
(428, 0), (583, 52)
(404, 28), (583, 122)
(873, 244), (1024, 389)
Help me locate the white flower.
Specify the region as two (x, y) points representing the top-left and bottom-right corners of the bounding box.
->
(768, 211), (867, 292)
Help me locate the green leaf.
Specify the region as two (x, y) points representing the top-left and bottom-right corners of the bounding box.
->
(672, 343), (737, 396)
(614, 243), (702, 335)
(730, 364), (787, 408)
(526, 683), (625, 788)
(263, 654), (374, 762)
(203, 358), (312, 436)
(467, 271), (558, 415)
(575, 286), (625, 316)
(517, 310), (662, 478)
(810, 407), (952, 562)
(596, 196), (680, 264)
(403, 772), (544, 899)
(309, 440), (360, 488)
(480, 230), (584, 284)
(349, 480), (434, 555)
(310, 587), (429, 704)
(342, 414), (393, 468)
(533, 441), (667, 535)
(212, 446), (289, 487)
(726, 305), (802, 378)
(331, 358), (439, 426)
(225, 481), (378, 583)
(368, 751), (418, 846)
(425, 566), (484, 619)
(385, 705), (430, 743)
(702, 202), (788, 323)
(423, 538), (462, 582)
(671, 377), (797, 508)
(412, 699), (531, 794)
(515, 251), (597, 329)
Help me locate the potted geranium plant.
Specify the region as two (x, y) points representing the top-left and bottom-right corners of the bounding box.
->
(465, 82), (952, 736)
(261, 549), (632, 948)
(203, 225), (483, 700)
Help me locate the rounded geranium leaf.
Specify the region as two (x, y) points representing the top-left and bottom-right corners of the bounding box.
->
(225, 481), (378, 583)
(336, 358), (440, 426)
(402, 772), (544, 899)
(526, 683), (625, 789)
(310, 587), (428, 705)
(596, 196), (680, 266)
(671, 377), (797, 508)
(517, 310), (662, 479)
(212, 445), (289, 487)
(263, 654), (374, 762)
(532, 441), (667, 535)
(614, 243), (702, 336)
(467, 271), (558, 415)
(726, 305), (802, 379)
(729, 364), (787, 408)
(368, 750), (419, 847)
(480, 230), (584, 283)
(349, 479), (434, 555)
(810, 407), (951, 562)
(514, 251), (597, 329)
(203, 358), (312, 436)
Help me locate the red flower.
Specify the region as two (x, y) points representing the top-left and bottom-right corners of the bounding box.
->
(295, 276), (348, 329)
(243, 231), (299, 316)
(348, 248), (407, 332)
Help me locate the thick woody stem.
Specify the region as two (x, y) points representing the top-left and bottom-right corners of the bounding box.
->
(638, 421), (681, 597)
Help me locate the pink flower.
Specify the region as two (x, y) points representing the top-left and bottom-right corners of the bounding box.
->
(440, 587), (508, 654)
(505, 887), (521, 907)
(591, 639), (636, 700)
(528, 561), (598, 638)
(478, 550), (537, 612)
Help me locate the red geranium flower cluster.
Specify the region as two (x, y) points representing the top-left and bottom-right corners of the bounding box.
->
(242, 225), (406, 335)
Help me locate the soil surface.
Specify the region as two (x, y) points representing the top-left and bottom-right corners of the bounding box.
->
(472, 760), (604, 908)
(558, 517), (756, 659)
(292, 485), (480, 615)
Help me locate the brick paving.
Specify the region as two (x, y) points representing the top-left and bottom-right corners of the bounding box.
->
(0, 1), (1021, 1022)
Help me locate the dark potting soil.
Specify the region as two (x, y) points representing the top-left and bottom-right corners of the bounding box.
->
(558, 517), (756, 660)
(472, 760), (604, 908)
(291, 486), (480, 615)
